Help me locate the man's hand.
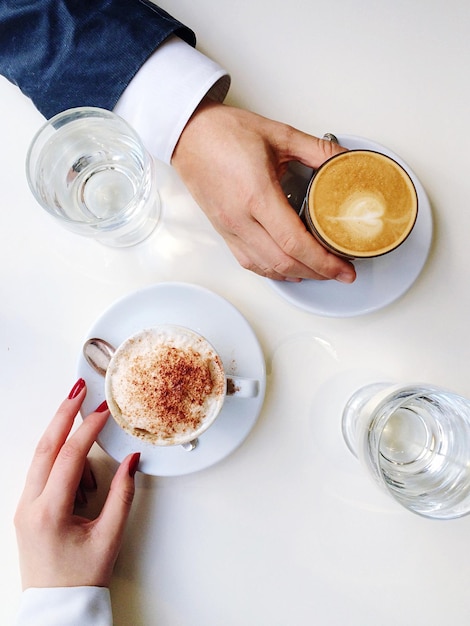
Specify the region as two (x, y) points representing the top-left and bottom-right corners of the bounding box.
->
(173, 100), (356, 283)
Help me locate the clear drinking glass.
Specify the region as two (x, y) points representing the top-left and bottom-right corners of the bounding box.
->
(342, 382), (470, 519)
(26, 107), (160, 247)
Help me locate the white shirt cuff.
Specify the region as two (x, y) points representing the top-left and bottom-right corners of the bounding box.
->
(114, 36), (230, 164)
(15, 586), (113, 626)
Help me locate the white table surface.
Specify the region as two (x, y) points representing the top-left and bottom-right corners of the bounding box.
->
(2, 1), (470, 624)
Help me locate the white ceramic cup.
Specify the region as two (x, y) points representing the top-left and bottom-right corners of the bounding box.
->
(105, 325), (259, 446)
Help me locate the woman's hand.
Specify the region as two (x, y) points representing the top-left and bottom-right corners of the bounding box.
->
(14, 378), (140, 590)
(173, 100), (356, 284)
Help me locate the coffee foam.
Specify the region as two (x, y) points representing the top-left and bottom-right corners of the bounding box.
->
(307, 151), (417, 257)
(106, 326), (226, 445)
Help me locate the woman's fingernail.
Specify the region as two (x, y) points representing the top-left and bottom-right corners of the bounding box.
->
(128, 452), (141, 478)
(69, 378), (86, 399)
(95, 400), (108, 413)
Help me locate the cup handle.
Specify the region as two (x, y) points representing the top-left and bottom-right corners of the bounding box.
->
(226, 376), (259, 398)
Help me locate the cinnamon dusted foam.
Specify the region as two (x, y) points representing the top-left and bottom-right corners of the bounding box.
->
(106, 326), (226, 445)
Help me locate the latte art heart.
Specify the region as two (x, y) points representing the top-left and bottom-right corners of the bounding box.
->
(332, 192), (385, 239)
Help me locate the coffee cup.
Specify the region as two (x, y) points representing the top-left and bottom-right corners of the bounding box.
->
(303, 150), (418, 258)
(105, 325), (259, 446)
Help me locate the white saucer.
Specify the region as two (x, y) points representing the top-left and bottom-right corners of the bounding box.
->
(77, 282), (266, 476)
(270, 134), (433, 317)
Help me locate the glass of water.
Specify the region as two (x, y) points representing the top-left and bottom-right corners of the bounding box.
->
(26, 107), (160, 247)
(342, 382), (470, 519)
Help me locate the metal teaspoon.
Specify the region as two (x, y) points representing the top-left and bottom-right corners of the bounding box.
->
(82, 337), (198, 451)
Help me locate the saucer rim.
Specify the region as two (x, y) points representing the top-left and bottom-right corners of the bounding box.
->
(77, 282), (266, 476)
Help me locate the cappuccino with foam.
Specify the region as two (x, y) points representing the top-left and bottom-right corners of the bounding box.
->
(105, 325), (226, 446)
(305, 150), (418, 258)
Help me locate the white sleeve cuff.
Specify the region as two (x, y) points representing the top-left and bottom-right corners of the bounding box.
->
(15, 586), (113, 626)
(114, 35), (230, 164)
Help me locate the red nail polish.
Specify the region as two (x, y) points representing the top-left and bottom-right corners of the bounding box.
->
(95, 400), (108, 413)
(128, 452), (141, 477)
(69, 378), (86, 399)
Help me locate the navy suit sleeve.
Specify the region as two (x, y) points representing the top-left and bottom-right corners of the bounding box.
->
(0, 0), (196, 118)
